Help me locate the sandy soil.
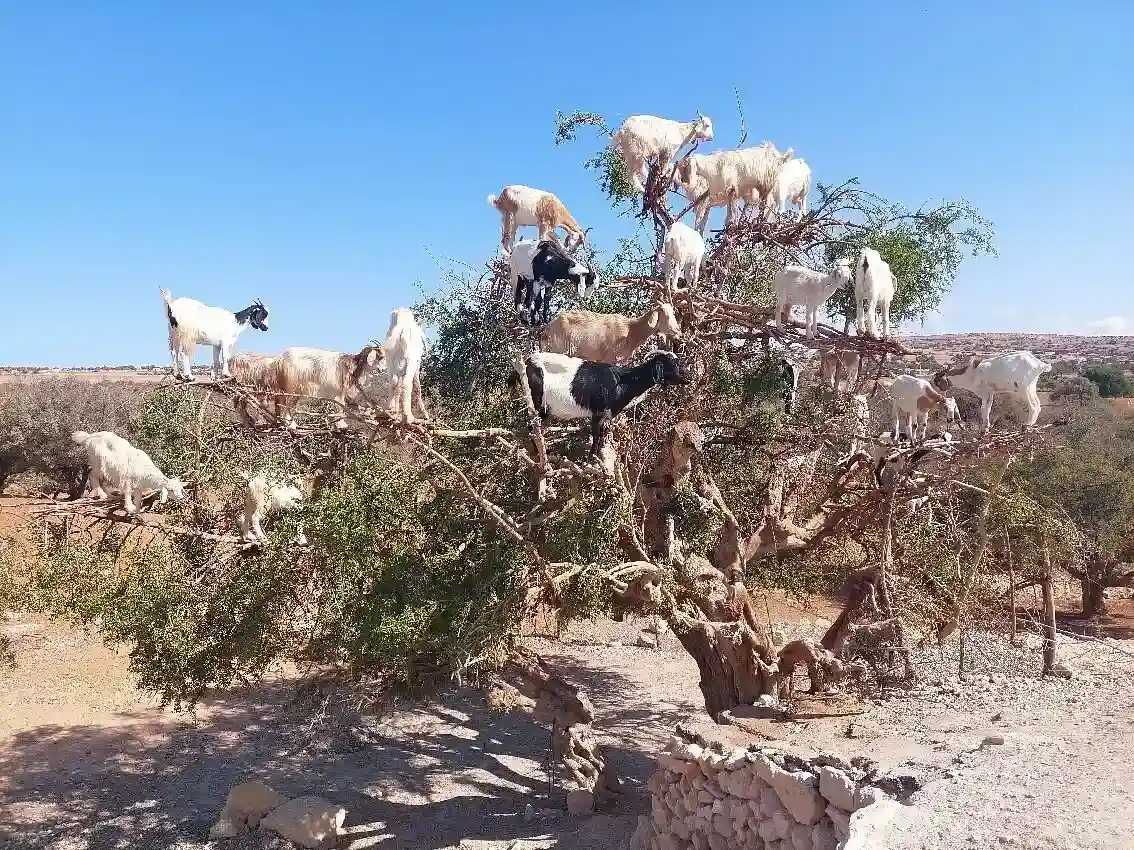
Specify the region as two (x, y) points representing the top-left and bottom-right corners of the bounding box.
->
(3, 598), (1134, 850)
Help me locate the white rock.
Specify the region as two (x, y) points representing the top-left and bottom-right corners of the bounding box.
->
(209, 779), (290, 838)
(842, 799), (905, 850)
(851, 785), (887, 811)
(751, 754), (781, 785)
(723, 749), (749, 770)
(657, 753), (688, 773)
(818, 767), (855, 811)
(772, 770), (826, 825)
(260, 795), (346, 850)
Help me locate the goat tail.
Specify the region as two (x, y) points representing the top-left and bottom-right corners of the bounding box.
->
(71, 430), (91, 446)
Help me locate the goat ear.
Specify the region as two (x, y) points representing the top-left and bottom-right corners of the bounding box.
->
(647, 308), (660, 329)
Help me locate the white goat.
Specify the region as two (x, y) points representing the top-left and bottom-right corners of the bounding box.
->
(71, 430), (186, 514)
(612, 113), (714, 193)
(661, 221), (706, 291)
(673, 143), (794, 233)
(771, 258), (854, 339)
(888, 375), (960, 442)
(933, 351), (1051, 433)
(159, 289), (269, 381)
(487, 186), (588, 256)
(238, 471), (307, 545)
(770, 158), (811, 218)
(539, 302), (683, 365)
(382, 308), (429, 424)
(854, 247), (895, 339)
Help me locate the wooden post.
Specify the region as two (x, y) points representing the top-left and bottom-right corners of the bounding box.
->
(1041, 533), (1057, 675)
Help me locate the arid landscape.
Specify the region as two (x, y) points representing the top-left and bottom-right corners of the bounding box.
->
(4, 333), (1134, 849)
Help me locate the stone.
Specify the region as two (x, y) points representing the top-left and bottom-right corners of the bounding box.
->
(260, 795), (346, 850)
(751, 754), (782, 786)
(772, 811), (793, 840)
(758, 818), (779, 842)
(566, 789), (595, 814)
(851, 785), (887, 811)
(811, 822), (839, 850)
(656, 835), (681, 850)
(760, 786), (782, 817)
(713, 813), (732, 836)
(723, 750), (749, 770)
(209, 779), (290, 838)
(842, 799), (904, 850)
(790, 822), (812, 850)
(708, 834), (731, 850)
(817, 767), (855, 811)
(637, 631), (658, 648)
(627, 815), (653, 850)
(771, 770), (825, 825)
(826, 804), (851, 837)
(657, 753), (688, 773)
(981, 734), (1006, 747)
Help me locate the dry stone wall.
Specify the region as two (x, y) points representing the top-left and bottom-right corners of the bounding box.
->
(628, 726), (903, 850)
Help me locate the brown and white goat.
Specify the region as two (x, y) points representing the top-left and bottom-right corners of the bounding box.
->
(889, 374), (959, 442)
(487, 185), (588, 256)
(819, 348), (861, 394)
(539, 302), (682, 365)
(230, 345), (386, 429)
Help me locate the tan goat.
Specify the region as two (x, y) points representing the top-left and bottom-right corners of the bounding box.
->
(230, 345), (387, 429)
(487, 185), (588, 256)
(539, 302), (682, 365)
(819, 348), (861, 393)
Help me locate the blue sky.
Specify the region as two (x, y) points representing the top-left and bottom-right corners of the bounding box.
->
(2, 2), (1132, 366)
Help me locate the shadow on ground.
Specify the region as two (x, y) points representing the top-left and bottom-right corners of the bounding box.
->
(0, 659), (699, 850)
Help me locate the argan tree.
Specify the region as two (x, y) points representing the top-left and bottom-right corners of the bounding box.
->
(18, 103), (1024, 808)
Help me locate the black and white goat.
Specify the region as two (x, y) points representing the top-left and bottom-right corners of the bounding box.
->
(160, 289), (270, 381)
(507, 239), (595, 327)
(511, 351), (692, 458)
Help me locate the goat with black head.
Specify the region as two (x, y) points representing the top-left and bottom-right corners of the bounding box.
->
(511, 350), (692, 459)
(507, 239), (596, 327)
(160, 289), (270, 381)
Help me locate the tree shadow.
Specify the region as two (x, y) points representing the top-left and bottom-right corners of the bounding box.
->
(0, 663), (681, 849)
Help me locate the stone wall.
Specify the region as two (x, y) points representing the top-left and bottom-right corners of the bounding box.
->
(628, 725), (903, 850)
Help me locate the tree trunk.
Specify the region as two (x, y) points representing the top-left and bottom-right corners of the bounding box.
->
(489, 650), (617, 811)
(1040, 540), (1058, 675)
(1080, 565), (1109, 617)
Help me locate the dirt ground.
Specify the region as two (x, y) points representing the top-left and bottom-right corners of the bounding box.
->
(3, 593), (1134, 850)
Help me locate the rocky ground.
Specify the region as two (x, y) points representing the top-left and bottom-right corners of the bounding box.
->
(2, 599), (1133, 849)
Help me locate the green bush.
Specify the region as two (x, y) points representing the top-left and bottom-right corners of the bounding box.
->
(1083, 363), (1134, 398)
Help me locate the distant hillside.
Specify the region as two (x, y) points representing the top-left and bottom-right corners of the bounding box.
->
(2, 333), (1133, 380)
(902, 333), (1134, 368)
